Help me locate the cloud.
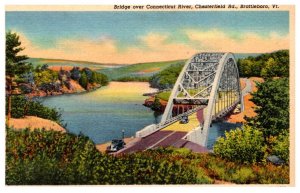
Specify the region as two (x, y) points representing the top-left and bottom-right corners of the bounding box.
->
(19, 32), (196, 64)
(18, 29), (289, 64)
(185, 29), (289, 53)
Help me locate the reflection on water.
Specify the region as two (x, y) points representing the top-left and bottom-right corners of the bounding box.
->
(42, 82), (241, 147)
(42, 82), (159, 144)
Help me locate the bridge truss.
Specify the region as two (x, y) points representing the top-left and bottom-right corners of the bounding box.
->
(160, 52), (243, 146)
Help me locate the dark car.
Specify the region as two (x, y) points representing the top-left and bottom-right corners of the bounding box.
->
(180, 115), (189, 124)
(106, 139), (126, 152)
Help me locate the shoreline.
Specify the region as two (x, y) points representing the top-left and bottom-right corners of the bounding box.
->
(143, 78), (261, 124)
(26, 84), (103, 99)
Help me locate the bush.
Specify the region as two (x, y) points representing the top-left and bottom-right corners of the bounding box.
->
(6, 128), (201, 185)
(196, 153), (289, 184)
(6, 95), (62, 124)
(231, 167), (255, 184)
(269, 131), (289, 163)
(213, 125), (267, 164)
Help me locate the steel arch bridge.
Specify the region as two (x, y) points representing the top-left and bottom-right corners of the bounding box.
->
(136, 52), (243, 148)
(162, 52), (243, 146)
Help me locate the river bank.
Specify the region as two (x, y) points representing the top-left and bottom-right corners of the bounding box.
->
(25, 81), (102, 98)
(143, 78), (261, 124)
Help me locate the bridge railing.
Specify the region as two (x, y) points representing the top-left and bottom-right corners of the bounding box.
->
(212, 99), (240, 120)
(136, 105), (204, 138)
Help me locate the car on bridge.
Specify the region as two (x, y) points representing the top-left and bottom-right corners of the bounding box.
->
(180, 115), (189, 124)
(106, 139), (126, 152)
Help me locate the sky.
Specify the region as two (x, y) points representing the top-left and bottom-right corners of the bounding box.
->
(6, 11), (289, 64)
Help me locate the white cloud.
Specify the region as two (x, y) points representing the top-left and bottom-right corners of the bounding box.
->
(17, 29), (289, 64)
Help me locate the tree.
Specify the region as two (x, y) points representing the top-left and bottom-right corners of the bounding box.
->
(151, 96), (161, 111)
(247, 78), (289, 137)
(149, 63), (184, 89)
(70, 67), (81, 81)
(90, 71), (98, 84)
(237, 50), (289, 78)
(260, 58), (277, 78)
(213, 125), (267, 164)
(6, 31), (31, 125)
(79, 71), (88, 89)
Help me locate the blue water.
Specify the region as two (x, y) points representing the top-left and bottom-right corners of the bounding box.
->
(41, 83), (160, 144)
(41, 82), (241, 148)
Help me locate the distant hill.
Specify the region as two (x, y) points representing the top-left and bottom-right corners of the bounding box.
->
(234, 53), (262, 59)
(99, 59), (186, 80)
(27, 58), (122, 71)
(28, 53), (262, 80)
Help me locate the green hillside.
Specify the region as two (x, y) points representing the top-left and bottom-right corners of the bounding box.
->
(27, 58), (118, 71)
(27, 53), (260, 81)
(99, 59), (186, 80)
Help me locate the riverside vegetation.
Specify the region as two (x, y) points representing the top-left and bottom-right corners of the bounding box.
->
(6, 127), (289, 185)
(5, 31), (290, 184)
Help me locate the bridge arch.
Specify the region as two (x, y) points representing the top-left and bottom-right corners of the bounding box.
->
(160, 52), (243, 146)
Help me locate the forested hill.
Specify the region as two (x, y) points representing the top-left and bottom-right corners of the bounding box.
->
(237, 50), (289, 78)
(150, 50), (289, 90)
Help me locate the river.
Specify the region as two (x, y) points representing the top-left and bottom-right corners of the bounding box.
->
(42, 81), (241, 149)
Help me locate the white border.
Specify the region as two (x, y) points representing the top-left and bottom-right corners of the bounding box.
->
(0, 1), (298, 193)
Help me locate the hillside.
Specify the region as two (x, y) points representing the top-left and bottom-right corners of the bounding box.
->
(27, 58), (120, 71)
(99, 59), (186, 80)
(28, 53), (261, 81)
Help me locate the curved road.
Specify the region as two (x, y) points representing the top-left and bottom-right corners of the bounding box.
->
(241, 78), (252, 95)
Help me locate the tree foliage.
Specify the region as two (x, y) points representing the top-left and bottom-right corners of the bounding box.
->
(6, 95), (62, 124)
(6, 127), (289, 184)
(247, 78), (289, 137)
(237, 50), (289, 78)
(149, 63), (184, 89)
(6, 31), (31, 77)
(214, 125), (267, 164)
(34, 66), (59, 87)
(268, 131), (289, 163)
(79, 71), (88, 89)
(6, 128), (200, 185)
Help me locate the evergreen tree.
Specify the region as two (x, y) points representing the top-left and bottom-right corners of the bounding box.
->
(6, 31), (31, 125)
(79, 71), (88, 89)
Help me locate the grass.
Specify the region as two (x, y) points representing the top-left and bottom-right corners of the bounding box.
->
(157, 91), (172, 101)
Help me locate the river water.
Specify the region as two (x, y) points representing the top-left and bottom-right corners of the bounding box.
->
(42, 82), (241, 149)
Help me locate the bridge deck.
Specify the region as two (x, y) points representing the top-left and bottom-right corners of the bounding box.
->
(120, 130), (187, 154)
(161, 111), (202, 132)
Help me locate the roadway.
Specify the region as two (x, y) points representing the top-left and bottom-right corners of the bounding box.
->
(118, 109), (207, 154)
(241, 78), (252, 95)
(119, 130), (208, 154)
(118, 79), (250, 154)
